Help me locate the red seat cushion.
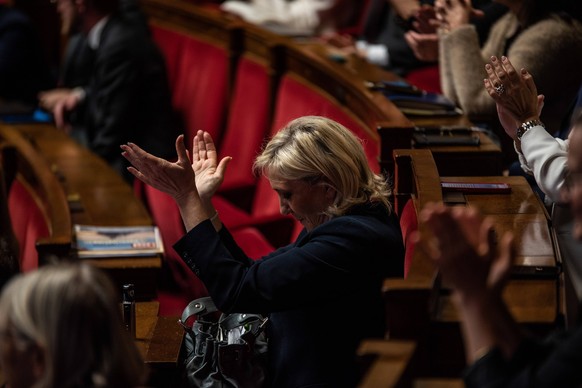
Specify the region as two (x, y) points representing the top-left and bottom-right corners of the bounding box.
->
(219, 57), (271, 195)
(150, 24), (186, 92)
(399, 199), (417, 278)
(8, 178), (49, 272)
(171, 36), (229, 146)
(405, 65), (442, 95)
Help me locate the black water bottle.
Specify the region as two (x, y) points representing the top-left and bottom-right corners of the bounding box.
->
(122, 283), (136, 338)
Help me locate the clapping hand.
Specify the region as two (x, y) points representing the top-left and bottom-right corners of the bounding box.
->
(414, 203), (515, 298)
(191, 130), (231, 205)
(484, 56), (544, 140)
(121, 134), (198, 203)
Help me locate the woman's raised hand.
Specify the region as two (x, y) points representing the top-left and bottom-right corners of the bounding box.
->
(414, 203), (515, 298)
(121, 134), (198, 203)
(484, 56), (541, 122)
(191, 130), (232, 205)
(484, 56), (544, 140)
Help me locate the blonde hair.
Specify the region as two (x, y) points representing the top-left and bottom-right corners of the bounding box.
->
(0, 263), (146, 388)
(253, 116), (392, 216)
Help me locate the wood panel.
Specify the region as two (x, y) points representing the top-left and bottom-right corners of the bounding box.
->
(0, 124), (71, 264)
(12, 123), (161, 300)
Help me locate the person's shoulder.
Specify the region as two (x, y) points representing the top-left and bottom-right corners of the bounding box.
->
(99, 15), (155, 60)
(530, 13), (582, 33)
(520, 14), (582, 46)
(321, 204), (400, 237)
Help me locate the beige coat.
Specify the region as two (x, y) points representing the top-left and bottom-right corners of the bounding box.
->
(439, 13), (582, 131)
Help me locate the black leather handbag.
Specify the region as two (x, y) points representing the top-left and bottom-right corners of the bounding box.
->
(179, 297), (269, 388)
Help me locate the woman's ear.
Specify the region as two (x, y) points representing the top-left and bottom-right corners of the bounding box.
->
(324, 184), (337, 202)
(30, 343), (46, 381)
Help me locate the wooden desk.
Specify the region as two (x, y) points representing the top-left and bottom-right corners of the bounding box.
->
(314, 46), (503, 177)
(437, 176), (559, 326)
(357, 339), (417, 388)
(136, 302), (184, 387)
(386, 149), (561, 377)
(10, 123), (161, 299)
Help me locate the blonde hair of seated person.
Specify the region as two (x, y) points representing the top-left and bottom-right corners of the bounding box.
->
(253, 115), (392, 217)
(0, 263), (146, 388)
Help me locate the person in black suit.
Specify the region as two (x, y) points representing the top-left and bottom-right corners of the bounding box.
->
(121, 116), (405, 387)
(0, 2), (53, 111)
(39, 0), (178, 182)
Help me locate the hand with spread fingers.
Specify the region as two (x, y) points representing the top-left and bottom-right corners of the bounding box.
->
(415, 203), (515, 298)
(191, 130), (231, 206)
(121, 133), (231, 230)
(121, 134), (198, 203)
(484, 56), (542, 140)
(414, 202), (520, 363)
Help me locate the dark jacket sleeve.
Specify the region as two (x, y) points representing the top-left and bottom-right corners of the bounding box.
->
(464, 325), (582, 387)
(173, 213), (403, 313)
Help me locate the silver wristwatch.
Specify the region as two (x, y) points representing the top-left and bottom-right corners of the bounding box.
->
(517, 119), (544, 140)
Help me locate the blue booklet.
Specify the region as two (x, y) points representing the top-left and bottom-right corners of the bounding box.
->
(379, 80), (462, 116)
(74, 225), (164, 258)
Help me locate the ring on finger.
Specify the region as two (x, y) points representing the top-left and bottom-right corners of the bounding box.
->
(494, 84), (505, 95)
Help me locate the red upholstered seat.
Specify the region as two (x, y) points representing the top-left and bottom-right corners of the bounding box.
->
(399, 199), (417, 278)
(150, 24), (186, 92)
(170, 35), (229, 147)
(218, 56), (272, 208)
(405, 65), (442, 95)
(270, 75), (380, 173)
(8, 178), (49, 272)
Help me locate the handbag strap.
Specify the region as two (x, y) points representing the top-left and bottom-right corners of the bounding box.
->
(180, 297), (218, 328)
(220, 313), (268, 339)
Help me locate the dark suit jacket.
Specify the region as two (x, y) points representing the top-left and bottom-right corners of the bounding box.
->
(464, 309), (582, 387)
(174, 203), (405, 387)
(0, 5), (53, 105)
(65, 13), (178, 181)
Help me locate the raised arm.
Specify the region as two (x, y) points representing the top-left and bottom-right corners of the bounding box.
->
(484, 56), (569, 202)
(121, 131), (230, 232)
(415, 203), (521, 362)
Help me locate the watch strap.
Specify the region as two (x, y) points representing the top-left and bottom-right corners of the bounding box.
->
(517, 119), (544, 140)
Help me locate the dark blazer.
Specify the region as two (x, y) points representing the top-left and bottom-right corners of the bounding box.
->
(0, 5), (53, 105)
(66, 13), (178, 181)
(174, 203), (405, 388)
(464, 308), (582, 387)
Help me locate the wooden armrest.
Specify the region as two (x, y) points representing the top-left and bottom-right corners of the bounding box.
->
(357, 339), (417, 388)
